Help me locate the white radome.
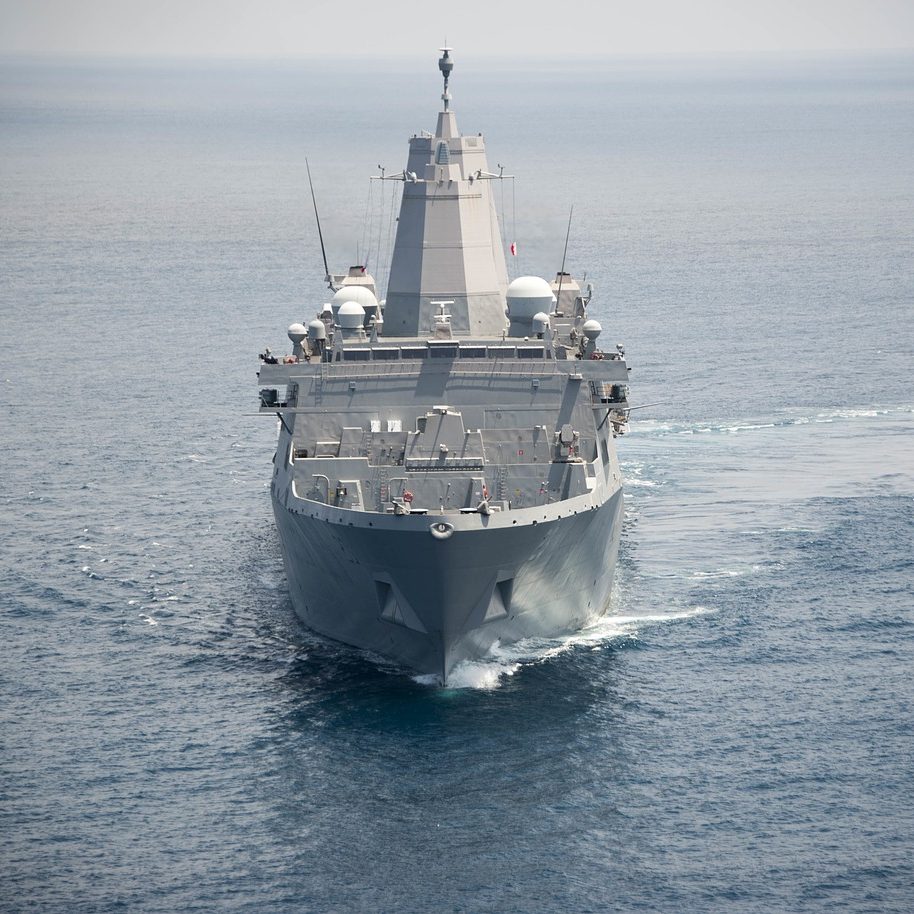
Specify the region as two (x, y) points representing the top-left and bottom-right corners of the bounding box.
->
(337, 301), (366, 329)
(331, 285), (378, 314)
(582, 319), (602, 341)
(287, 322), (308, 344)
(506, 276), (556, 320)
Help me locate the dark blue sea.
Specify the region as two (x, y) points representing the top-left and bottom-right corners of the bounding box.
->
(2, 53), (913, 912)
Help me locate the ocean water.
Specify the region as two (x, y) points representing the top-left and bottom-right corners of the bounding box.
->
(1, 53), (913, 912)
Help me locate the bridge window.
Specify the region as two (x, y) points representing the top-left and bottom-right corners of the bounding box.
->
(371, 347), (400, 360)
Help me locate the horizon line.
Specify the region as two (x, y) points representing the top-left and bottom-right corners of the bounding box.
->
(2, 46), (913, 65)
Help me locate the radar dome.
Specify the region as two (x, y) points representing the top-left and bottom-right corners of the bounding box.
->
(337, 301), (366, 330)
(307, 319), (327, 341)
(532, 312), (551, 335)
(506, 276), (556, 321)
(331, 285), (378, 314)
(582, 319), (602, 341)
(287, 323), (307, 344)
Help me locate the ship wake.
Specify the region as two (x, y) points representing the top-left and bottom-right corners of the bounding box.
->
(414, 605), (711, 690)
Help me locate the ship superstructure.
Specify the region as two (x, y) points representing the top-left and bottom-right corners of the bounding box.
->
(257, 51), (631, 682)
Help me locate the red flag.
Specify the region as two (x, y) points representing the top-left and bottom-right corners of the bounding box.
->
(510, 242), (517, 256)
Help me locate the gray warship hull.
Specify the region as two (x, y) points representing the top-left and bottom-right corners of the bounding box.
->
(272, 481), (623, 680)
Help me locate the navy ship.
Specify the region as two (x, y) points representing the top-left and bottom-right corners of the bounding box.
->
(257, 50), (631, 682)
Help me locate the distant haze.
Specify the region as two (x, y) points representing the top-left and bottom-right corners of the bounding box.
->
(1, 0), (913, 57)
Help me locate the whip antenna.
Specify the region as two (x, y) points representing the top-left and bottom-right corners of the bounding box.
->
(555, 204), (574, 313)
(306, 158), (335, 291)
(560, 205), (574, 274)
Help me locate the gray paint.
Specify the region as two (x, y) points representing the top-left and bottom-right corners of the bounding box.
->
(383, 67), (509, 337)
(259, 53), (632, 682)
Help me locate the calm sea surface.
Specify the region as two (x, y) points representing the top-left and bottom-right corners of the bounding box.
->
(1, 54), (913, 912)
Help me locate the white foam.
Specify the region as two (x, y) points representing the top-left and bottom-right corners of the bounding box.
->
(688, 566), (764, 579)
(723, 423), (776, 433)
(415, 606), (711, 691)
(625, 477), (659, 488)
(258, 573), (283, 590)
(434, 660), (522, 691)
(625, 406), (911, 441)
(412, 673), (439, 686)
(814, 407), (888, 421)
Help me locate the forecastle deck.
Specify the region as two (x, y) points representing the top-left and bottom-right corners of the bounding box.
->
(259, 352), (629, 519)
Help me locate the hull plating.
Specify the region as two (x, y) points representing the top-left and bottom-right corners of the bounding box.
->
(272, 488), (623, 682)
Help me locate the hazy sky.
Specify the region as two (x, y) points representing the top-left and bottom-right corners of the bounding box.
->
(1, 0), (913, 57)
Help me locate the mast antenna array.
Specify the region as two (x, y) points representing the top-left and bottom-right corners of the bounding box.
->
(438, 47), (454, 110)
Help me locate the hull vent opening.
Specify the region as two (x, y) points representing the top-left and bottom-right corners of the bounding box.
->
(375, 579), (427, 633)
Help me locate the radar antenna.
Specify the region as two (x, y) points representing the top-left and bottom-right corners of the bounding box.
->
(438, 47), (454, 111)
(306, 157), (335, 291)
